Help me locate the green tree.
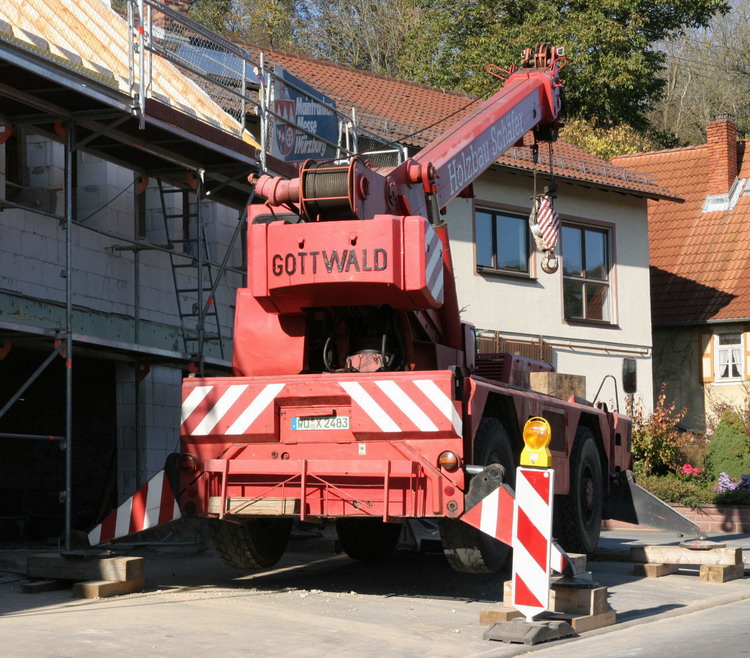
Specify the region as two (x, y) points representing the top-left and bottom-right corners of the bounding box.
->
(403, 0), (727, 133)
(188, 0), (300, 49)
(651, 0), (750, 144)
(560, 117), (673, 160)
(295, 0), (427, 78)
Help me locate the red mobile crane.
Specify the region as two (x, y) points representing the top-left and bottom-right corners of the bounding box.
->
(91, 45), (702, 569)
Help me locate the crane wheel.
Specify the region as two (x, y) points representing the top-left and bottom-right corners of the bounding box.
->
(335, 517), (402, 561)
(439, 417), (515, 573)
(553, 427), (604, 554)
(209, 517), (292, 569)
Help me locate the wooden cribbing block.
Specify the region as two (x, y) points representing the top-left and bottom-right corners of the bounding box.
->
(563, 609), (617, 633)
(27, 555), (145, 582)
(530, 372), (585, 400)
(551, 584), (609, 616)
(700, 563), (745, 584)
(503, 579), (513, 602)
(505, 580), (609, 616)
(633, 563), (679, 578)
(73, 579), (146, 599)
(479, 608), (524, 625)
(630, 545), (741, 566)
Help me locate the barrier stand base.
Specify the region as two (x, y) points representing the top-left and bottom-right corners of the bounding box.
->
(483, 618), (575, 645)
(482, 577), (616, 640)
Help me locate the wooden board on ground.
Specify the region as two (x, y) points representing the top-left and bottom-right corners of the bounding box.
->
(73, 579), (146, 599)
(27, 554), (145, 582)
(549, 609), (617, 634)
(21, 579), (71, 594)
(633, 563), (679, 578)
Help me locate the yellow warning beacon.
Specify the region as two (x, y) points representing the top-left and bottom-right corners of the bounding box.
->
(520, 416), (552, 468)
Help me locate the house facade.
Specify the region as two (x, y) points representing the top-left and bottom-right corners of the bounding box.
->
(614, 117), (750, 430)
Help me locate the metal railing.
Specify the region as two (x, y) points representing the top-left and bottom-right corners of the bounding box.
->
(477, 331), (554, 364)
(127, 0), (405, 170)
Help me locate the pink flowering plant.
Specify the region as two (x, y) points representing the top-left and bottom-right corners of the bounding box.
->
(681, 463), (703, 477)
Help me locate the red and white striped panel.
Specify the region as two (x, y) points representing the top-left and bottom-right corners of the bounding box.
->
(340, 378), (461, 435)
(181, 382), (285, 437)
(511, 467), (554, 622)
(551, 540), (576, 578)
(182, 378), (461, 438)
(88, 470), (180, 546)
(459, 483), (515, 547)
(424, 222), (444, 305)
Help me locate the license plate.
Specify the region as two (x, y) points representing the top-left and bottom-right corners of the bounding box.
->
(292, 415), (350, 431)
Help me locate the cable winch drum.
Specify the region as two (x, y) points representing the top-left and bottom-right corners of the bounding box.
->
(299, 159), (356, 220)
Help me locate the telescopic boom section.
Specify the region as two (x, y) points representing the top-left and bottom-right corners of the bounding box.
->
(412, 50), (564, 211)
(251, 45), (564, 222)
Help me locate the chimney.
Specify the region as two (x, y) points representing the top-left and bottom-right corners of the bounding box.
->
(706, 115), (738, 196)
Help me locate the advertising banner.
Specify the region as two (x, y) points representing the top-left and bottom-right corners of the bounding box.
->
(270, 67), (338, 162)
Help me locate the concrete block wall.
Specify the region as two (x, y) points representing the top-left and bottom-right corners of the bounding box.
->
(1, 136), (248, 505)
(115, 363), (182, 502)
(0, 135), (242, 348)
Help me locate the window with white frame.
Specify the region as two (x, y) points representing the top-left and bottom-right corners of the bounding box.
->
(562, 223), (612, 323)
(475, 208), (530, 276)
(715, 332), (743, 381)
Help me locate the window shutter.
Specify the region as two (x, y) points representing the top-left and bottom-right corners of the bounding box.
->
(745, 330), (750, 381)
(700, 332), (714, 383)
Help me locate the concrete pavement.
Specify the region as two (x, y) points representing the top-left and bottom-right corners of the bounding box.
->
(0, 527), (747, 656)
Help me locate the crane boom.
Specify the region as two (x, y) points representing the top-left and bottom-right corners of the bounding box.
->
(413, 61), (562, 210)
(251, 45), (564, 222)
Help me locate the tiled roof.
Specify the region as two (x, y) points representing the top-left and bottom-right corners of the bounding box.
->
(0, 0), (254, 142)
(248, 45), (675, 200)
(614, 141), (750, 325)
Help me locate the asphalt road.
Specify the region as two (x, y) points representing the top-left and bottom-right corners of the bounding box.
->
(528, 597), (750, 657)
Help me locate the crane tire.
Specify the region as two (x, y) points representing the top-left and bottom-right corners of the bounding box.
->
(554, 427), (604, 554)
(439, 417), (515, 573)
(209, 517), (292, 569)
(335, 517), (403, 561)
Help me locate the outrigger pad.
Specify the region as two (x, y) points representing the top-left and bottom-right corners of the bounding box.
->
(483, 619), (576, 645)
(609, 470), (706, 539)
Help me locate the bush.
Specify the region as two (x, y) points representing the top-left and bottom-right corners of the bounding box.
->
(637, 473), (715, 508)
(704, 411), (750, 479)
(630, 386), (685, 476)
(675, 431), (708, 471)
(715, 489), (750, 505)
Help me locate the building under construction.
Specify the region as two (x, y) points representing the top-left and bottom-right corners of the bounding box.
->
(0, 0), (396, 545)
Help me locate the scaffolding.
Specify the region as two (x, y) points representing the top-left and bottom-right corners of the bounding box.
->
(0, 0), (411, 549)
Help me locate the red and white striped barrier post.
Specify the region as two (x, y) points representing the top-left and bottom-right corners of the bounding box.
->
(88, 470), (181, 546)
(511, 416), (555, 622)
(512, 465), (554, 621)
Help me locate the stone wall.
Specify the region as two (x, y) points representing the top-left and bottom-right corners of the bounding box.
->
(604, 504), (750, 534)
